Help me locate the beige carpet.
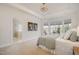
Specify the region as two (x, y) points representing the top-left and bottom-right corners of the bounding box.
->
(0, 39), (53, 55)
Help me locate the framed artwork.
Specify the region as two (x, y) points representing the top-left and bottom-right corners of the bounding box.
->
(28, 22), (33, 31)
(28, 22), (38, 31)
(33, 23), (38, 31)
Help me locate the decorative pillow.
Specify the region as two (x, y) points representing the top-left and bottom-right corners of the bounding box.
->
(70, 31), (77, 42)
(60, 33), (65, 39)
(63, 29), (72, 40)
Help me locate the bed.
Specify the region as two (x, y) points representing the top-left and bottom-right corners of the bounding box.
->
(37, 34), (59, 50)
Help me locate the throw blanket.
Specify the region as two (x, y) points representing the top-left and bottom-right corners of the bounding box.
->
(37, 34), (59, 50)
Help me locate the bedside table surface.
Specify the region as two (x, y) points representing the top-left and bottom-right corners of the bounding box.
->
(73, 46), (79, 55)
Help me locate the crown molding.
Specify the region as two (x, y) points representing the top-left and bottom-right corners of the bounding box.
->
(8, 3), (42, 19)
(8, 4), (79, 20)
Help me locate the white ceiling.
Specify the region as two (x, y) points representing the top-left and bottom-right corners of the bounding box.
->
(8, 3), (79, 25)
(20, 3), (69, 15)
(9, 3), (79, 20)
(19, 3), (78, 17)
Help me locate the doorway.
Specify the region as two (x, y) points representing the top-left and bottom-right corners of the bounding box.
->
(13, 19), (22, 41)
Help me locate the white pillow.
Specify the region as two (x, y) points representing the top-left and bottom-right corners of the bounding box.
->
(63, 28), (77, 40)
(60, 33), (65, 38)
(70, 31), (77, 42)
(63, 30), (72, 40)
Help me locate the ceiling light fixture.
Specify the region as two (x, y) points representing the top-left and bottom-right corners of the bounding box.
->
(40, 3), (48, 12)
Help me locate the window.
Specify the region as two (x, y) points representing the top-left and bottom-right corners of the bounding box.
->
(43, 25), (49, 35)
(50, 25), (60, 34)
(42, 20), (71, 35)
(60, 23), (71, 34)
(64, 24), (71, 32)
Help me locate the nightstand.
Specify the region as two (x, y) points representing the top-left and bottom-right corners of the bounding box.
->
(73, 46), (79, 55)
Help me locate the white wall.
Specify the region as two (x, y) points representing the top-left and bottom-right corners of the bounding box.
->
(0, 4), (41, 46)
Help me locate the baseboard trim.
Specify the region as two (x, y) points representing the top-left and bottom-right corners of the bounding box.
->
(0, 42), (13, 48)
(0, 39), (31, 48)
